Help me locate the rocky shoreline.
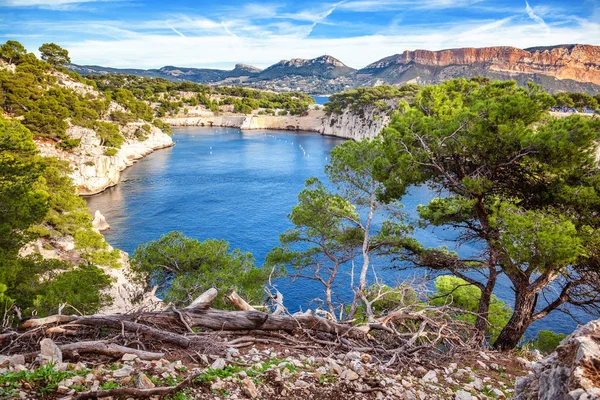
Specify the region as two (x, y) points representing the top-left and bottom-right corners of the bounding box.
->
(164, 105), (392, 141)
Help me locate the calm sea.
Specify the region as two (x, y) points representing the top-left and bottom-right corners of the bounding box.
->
(85, 127), (591, 339)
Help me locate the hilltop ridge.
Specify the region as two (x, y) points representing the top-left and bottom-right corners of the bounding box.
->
(68, 44), (600, 94)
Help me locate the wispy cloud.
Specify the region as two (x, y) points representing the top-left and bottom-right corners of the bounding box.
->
(166, 22), (185, 38)
(340, 0), (484, 12)
(0, 0), (123, 10)
(525, 1), (550, 34)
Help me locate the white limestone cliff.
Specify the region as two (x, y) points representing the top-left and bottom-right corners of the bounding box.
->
(35, 123), (173, 195)
(165, 107), (391, 141)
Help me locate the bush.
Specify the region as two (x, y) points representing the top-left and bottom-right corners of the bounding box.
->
(104, 148), (118, 156)
(152, 119), (171, 135)
(33, 264), (112, 315)
(533, 330), (567, 353)
(55, 138), (81, 151)
(110, 110), (136, 126)
(94, 121), (124, 148)
(131, 231), (269, 309)
(430, 276), (512, 342)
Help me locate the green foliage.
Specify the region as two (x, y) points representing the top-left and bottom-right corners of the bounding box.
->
(55, 138), (81, 151)
(33, 157), (91, 237)
(74, 229), (121, 268)
(152, 118), (172, 134)
(94, 121), (124, 148)
(553, 92), (599, 111)
(379, 78), (600, 348)
(33, 264), (112, 315)
(88, 73), (314, 115)
(39, 43), (71, 66)
(430, 276), (512, 341)
(110, 110), (136, 125)
(0, 117), (48, 253)
(532, 330), (566, 353)
(104, 147), (118, 156)
(131, 231), (270, 308)
(325, 85), (420, 115)
(0, 40), (27, 64)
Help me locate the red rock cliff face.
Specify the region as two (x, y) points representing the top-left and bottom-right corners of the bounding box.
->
(373, 45), (600, 85)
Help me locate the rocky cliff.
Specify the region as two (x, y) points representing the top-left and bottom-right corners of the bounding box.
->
(514, 318), (600, 399)
(69, 44), (600, 94)
(358, 45), (600, 93)
(35, 123), (173, 195)
(165, 107), (390, 140)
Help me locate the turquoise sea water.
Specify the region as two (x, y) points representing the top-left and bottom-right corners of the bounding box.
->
(85, 126), (591, 339)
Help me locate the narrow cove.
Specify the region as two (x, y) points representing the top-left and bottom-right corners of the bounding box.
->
(85, 126), (588, 339)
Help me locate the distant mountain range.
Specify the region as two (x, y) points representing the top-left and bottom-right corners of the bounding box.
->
(68, 44), (600, 94)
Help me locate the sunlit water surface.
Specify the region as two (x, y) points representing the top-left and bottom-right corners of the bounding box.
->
(86, 127), (590, 339)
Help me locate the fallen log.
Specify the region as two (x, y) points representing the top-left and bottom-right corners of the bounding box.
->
(60, 341), (164, 361)
(73, 317), (190, 348)
(21, 315), (77, 329)
(184, 288), (218, 310)
(227, 290), (256, 311)
(73, 370), (199, 399)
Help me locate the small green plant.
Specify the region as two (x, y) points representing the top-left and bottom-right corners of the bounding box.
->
(104, 147), (118, 156)
(532, 330), (567, 354)
(100, 381), (120, 390)
(56, 138), (81, 151)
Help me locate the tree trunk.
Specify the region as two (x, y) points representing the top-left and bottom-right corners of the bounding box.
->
(474, 266), (498, 344)
(493, 286), (535, 350)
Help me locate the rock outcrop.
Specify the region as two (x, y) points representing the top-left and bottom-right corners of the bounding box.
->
(35, 124), (173, 195)
(514, 319), (600, 400)
(359, 45), (600, 93)
(69, 44), (600, 94)
(166, 107), (391, 141)
(91, 210), (110, 231)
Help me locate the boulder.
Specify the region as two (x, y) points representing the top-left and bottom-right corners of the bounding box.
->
(92, 210), (110, 231)
(514, 319), (600, 400)
(40, 338), (62, 364)
(136, 373), (155, 389)
(241, 377), (258, 398)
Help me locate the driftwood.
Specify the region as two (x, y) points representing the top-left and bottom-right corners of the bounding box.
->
(184, 288), (218, 310)
(60, 341), (164, 360)
(21, 315), (77, 329)
(8, 287), (479, 367)
(73, 370), (200, 399)
(227, 290), (256, 311)
(72, 317), (191, 348)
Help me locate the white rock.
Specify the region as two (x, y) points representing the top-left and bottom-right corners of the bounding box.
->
(121, 353), (139, 362)
(340, 369), (360, 381)
(241, 377), (258, 398)
(136, 373), (155, 389)
(211, 358), (226, 370)
(112, 365), (134, 378)
(40, 338), (62, 364)
(92, 210), (110, 231)
(420, 370), (438, 384)
(455, 390), (473, 400)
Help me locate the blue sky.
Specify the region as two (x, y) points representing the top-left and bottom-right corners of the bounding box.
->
(0, 0), (599, 69)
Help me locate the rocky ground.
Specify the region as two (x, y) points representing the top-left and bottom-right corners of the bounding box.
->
(0, 335), (533, 400)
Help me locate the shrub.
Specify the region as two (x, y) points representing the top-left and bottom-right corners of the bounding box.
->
(110, 110), (136, 126)
(94, 121), (124, 148)
(131, 231), (269, 309)
(55, 138), (81, 151)
(533, 330), (567, 353)
(430, 276), (512, 342)
(104, 148), (118, 156)
(152, 119), (171, 134)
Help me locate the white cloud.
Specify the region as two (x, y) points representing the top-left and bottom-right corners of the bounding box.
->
(525, 1), (551, 35)
(0, 0), (122, 10)
(57, 16), (600, 70)
(339, 0), (484, 12)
